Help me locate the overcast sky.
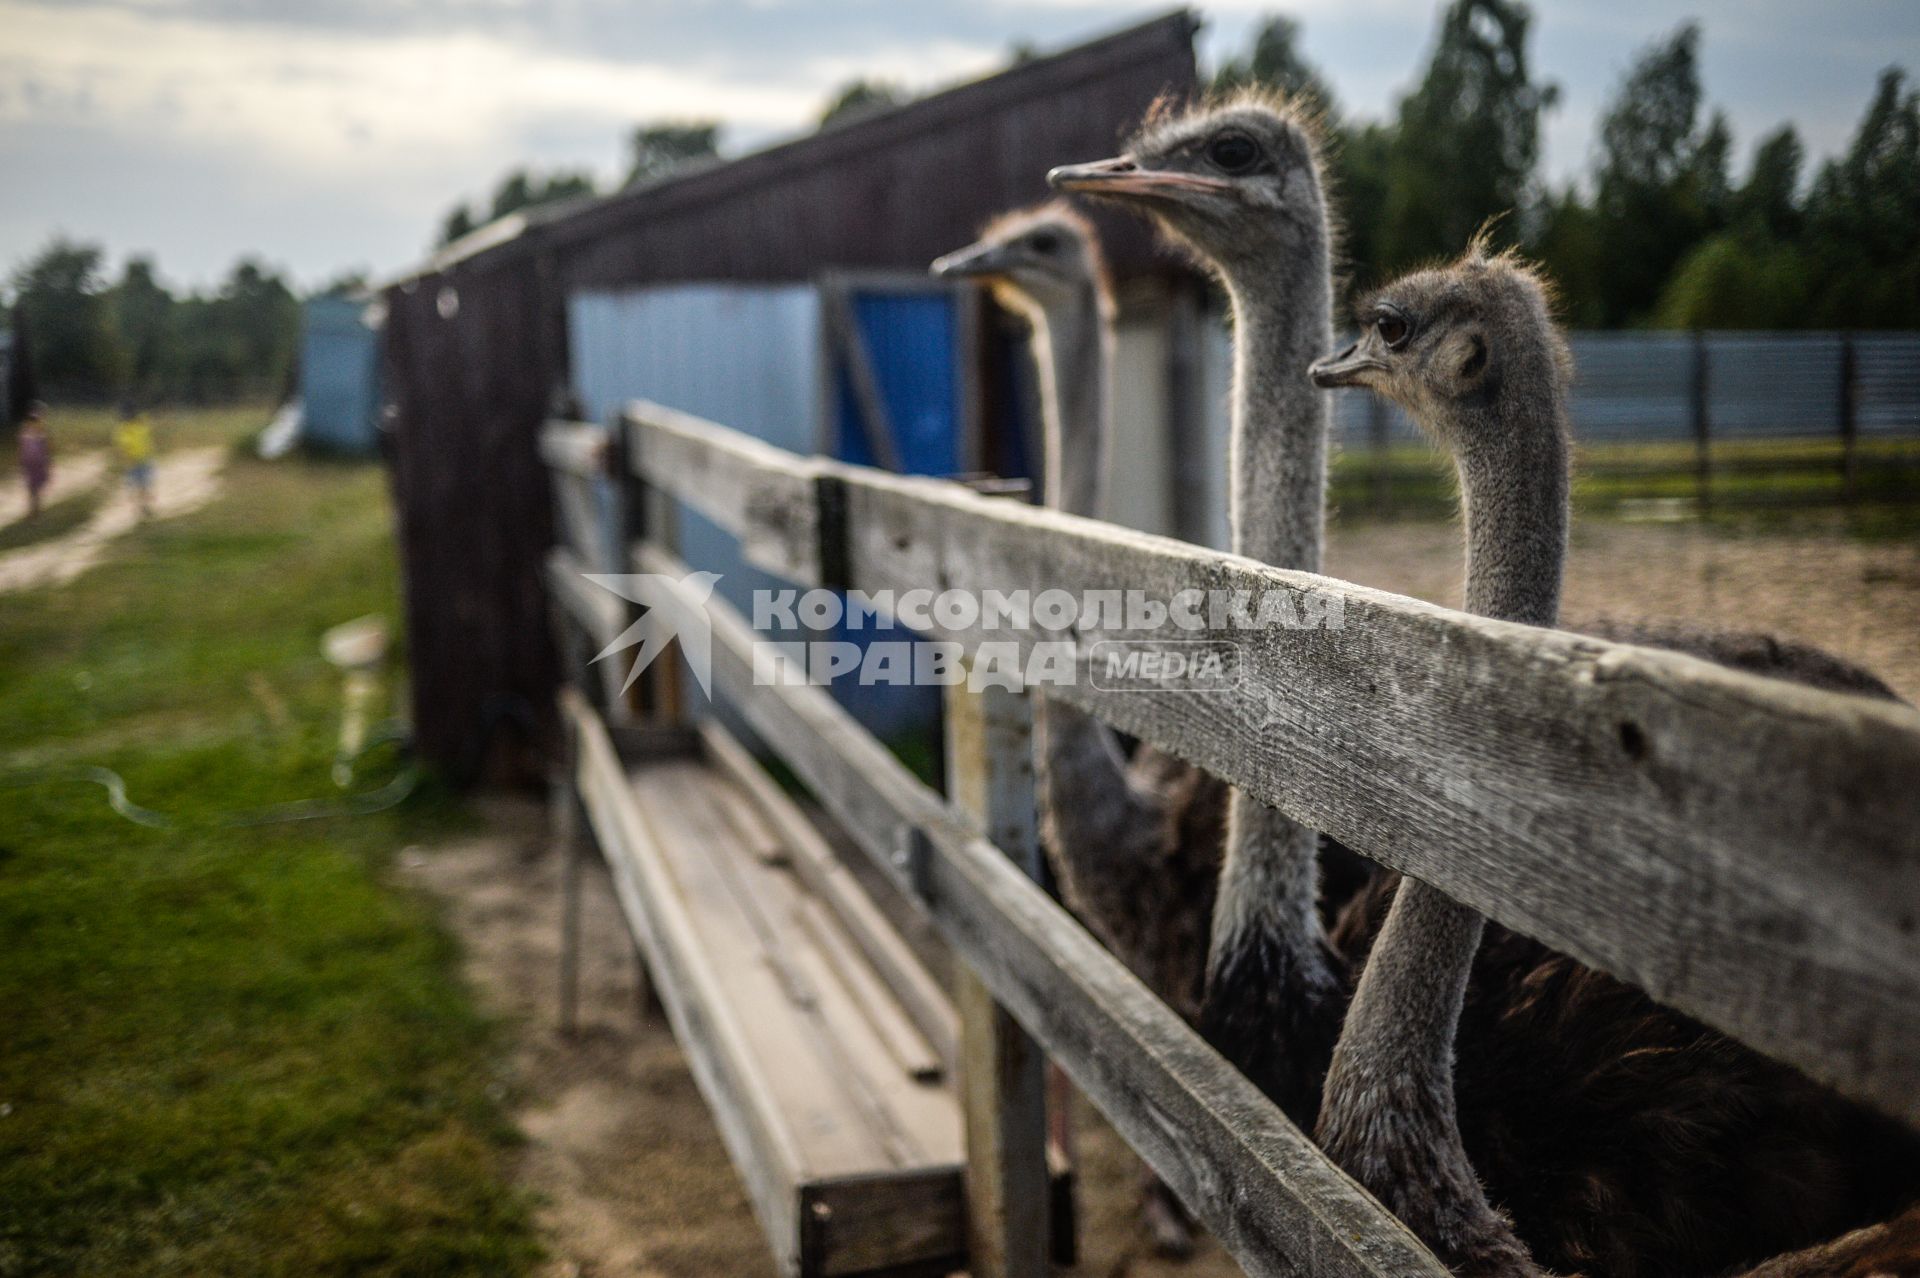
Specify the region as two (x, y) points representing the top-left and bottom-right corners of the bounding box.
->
(2, 1), (1913, 292)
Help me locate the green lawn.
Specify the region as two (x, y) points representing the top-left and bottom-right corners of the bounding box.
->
(0, 408), (539, 1276)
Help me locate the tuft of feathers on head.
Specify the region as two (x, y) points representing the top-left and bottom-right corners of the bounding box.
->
(1131, 85), (1329, 156)
(1413, 238), (1574, 385)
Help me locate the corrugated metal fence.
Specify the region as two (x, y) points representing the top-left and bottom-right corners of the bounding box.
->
(1330, 331), (1920, 445)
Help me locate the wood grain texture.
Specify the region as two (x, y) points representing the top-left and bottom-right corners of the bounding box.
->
(630, 411), (1920, 1127)
(566, 690), (969, 1276)
(624, 402), (827, 581)
(633, 545), (1447, 1278)
(698, 720), (959, 1077)
(946, 681), (1051, 1278)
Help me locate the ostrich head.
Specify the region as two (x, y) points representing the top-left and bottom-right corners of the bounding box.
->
(1047, 92), (1328, 276)
(930, 201), (1111, 323)
(1309, 240), (1573, 452)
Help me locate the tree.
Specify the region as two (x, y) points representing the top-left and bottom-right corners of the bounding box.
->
(1590, 23), (1728, 323)
(1734, 126), (1805, 239)
(9, 239), (123, 396)
(440, 204), (478, 247)
(1211, 15), (1340, 123)
(627, 122), (720, 185)
(487, 168), (594, 221)
(1801, 68), (1920, 325)
(110, 257), (177, 397)
(1374, 0), (1556, 278)
(436, 169), (597, 248)
(819, 80), (902, 129)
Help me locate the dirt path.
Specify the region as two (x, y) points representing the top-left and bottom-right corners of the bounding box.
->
(0, 450), (107, 528)
(408, 798), (1246, 1278)
(0, 447), (226, 594)
(1327, 518), (1920, 703)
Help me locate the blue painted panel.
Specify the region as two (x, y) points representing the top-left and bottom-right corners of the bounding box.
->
(300, 297), (381, 454)
(837, 292), (961, 474)
(569, 284), (943, 745)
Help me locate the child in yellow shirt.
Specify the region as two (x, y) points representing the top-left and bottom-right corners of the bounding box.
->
(113, 401), (155, 518)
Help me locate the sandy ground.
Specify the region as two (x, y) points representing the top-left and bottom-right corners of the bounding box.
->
(0, 447), (227, 594)
(406, 797), (1243, 1278)
(1326, 517), (1920, 704)
(0, 450), (107, 528)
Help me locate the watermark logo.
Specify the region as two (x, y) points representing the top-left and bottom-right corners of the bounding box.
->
(583, 570), (721, 697)
(1090, 640), (1244, 693)
(581, 576), (1341, 697)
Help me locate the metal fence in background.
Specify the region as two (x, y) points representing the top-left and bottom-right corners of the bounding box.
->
(1329, 330), (1920, 515)
(1332, 331), (1920, 445)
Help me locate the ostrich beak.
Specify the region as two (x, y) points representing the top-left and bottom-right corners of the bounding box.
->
(1048, 155), (1231, 200)
(1310, 342), (1389, 389)
(931, 241), (1014, 280)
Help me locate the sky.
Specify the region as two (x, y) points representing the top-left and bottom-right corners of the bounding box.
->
(1, 0), (1914, 292)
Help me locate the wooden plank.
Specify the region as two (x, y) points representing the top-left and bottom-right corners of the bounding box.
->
(624, 400), (827, 581)
(698, 720), (959, 1075)
(833, 466), (1920, 1126)
(628, 761), (896, 1179)
(632, 548), (1445, 1278)
(945, 681), (1050, 1278)
(546, 547), (633, 717)
(803, 1169), (966, 1278)
(539, 419), (608, 476)
(562, 689), (808, 1272)
(645, 764), (957, 1167)
(626, 410), (1920, 1126)
(793, 892), (945, 1084)
(545, 546), (625, 648)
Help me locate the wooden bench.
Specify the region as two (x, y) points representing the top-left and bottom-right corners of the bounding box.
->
(563, 694), (970, 1277)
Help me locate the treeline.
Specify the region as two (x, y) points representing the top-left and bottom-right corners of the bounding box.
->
(1216, 5), (1919, 328)
(440, 4), (1916, 328)
(5, 243), (338, 404)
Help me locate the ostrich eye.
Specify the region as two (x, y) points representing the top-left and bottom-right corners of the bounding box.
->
(1028, 230), (1060, 255)
(1206, 132), (1259, 174)
(1374, 307), (1412, 350)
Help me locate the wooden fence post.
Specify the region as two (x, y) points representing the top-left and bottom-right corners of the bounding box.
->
(1840, 332), (1860, 505)
(945, 680), (1050, 1278)
(1690, 330), (1713, 519)
(623, 413), (686, 726)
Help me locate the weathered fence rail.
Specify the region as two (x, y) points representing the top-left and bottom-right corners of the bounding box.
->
(623, 400), (1920, 1127)
(544, 400), (1920, 1276)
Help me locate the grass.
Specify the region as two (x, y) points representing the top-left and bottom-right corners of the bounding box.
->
(0, 407), (540, 1277)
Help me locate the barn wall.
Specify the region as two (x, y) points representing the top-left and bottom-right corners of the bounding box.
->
(384, 252), (567, 776)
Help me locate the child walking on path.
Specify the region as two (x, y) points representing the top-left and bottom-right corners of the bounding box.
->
(114, 402), (155, 519)
(17, 402), (51, 519)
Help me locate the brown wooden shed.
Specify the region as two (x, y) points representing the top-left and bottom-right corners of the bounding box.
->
(381, 10), (1201, 777)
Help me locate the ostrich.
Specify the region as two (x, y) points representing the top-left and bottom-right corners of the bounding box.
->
(931, 204), (1223, 1023)
(932, 203), (1225, 1254)
(1048, 98), (1918, 1273)
(1050, 93), (1355, 1131)
(1308, 244), (1920, 1276)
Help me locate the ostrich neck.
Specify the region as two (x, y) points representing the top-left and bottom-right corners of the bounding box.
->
(1032, 282), (1110, 518)
(1028, 276), (1162, 943)
(1318, 389), (1569, 1268)
(1226, 269), (1329, 571)
(1210, 255), (1332, 960)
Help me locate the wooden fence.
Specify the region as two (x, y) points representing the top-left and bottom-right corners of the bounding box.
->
(542, 401), (1920, 1277)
